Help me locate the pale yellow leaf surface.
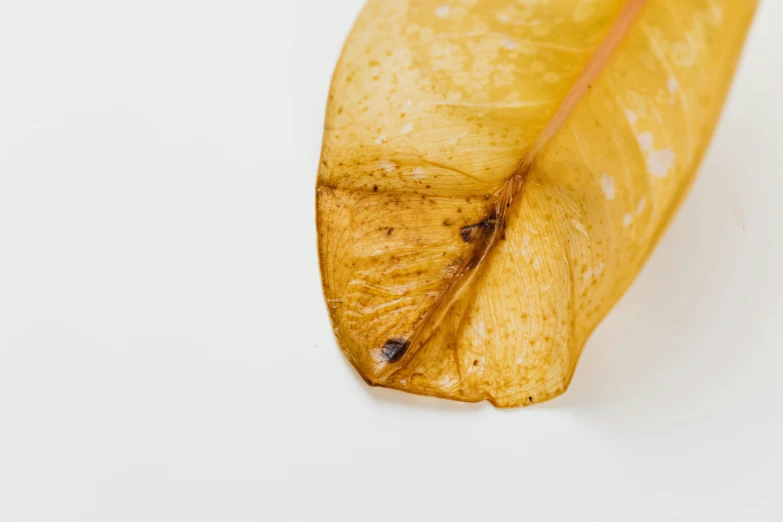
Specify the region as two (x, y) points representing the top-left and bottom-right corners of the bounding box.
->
(316, 0), (757, 407)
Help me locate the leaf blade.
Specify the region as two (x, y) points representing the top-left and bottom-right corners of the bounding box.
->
(317, 0), (758, 407)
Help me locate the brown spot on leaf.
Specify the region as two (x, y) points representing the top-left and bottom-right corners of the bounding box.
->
(381, 339), (409, 363)
(459, 208), (499, 243)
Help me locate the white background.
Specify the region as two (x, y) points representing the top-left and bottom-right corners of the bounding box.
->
(1, 0), (781, 520)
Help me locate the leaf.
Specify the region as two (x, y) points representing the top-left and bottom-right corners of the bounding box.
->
(316, 0), (757, 407)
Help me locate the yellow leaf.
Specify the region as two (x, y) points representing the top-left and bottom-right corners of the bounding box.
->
(316, 0), (758, 407)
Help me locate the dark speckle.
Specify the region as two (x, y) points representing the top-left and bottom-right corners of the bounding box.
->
(459, 209), (499, 243)
(473, 359), (479, 366)
(373, 185), (378, 192)
(381, 339), (409, 362)
(387, 228), (394, 235)
(460, 226), (476, 242)
(529, 396), (533, 402)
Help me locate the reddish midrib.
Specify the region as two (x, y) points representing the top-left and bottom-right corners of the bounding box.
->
(386, 0), (648, 375)
(512, 0), (648, 181)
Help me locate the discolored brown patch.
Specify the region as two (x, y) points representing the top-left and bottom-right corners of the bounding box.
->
(381, 339), (409, 363)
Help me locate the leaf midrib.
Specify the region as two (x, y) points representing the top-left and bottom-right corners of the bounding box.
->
(385, 0), (648, 376)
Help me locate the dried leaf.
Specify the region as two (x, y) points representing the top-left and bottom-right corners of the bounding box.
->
(316, 0), (757, 407)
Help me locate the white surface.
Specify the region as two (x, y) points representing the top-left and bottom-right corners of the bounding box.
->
(0, 1), (781, 520)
